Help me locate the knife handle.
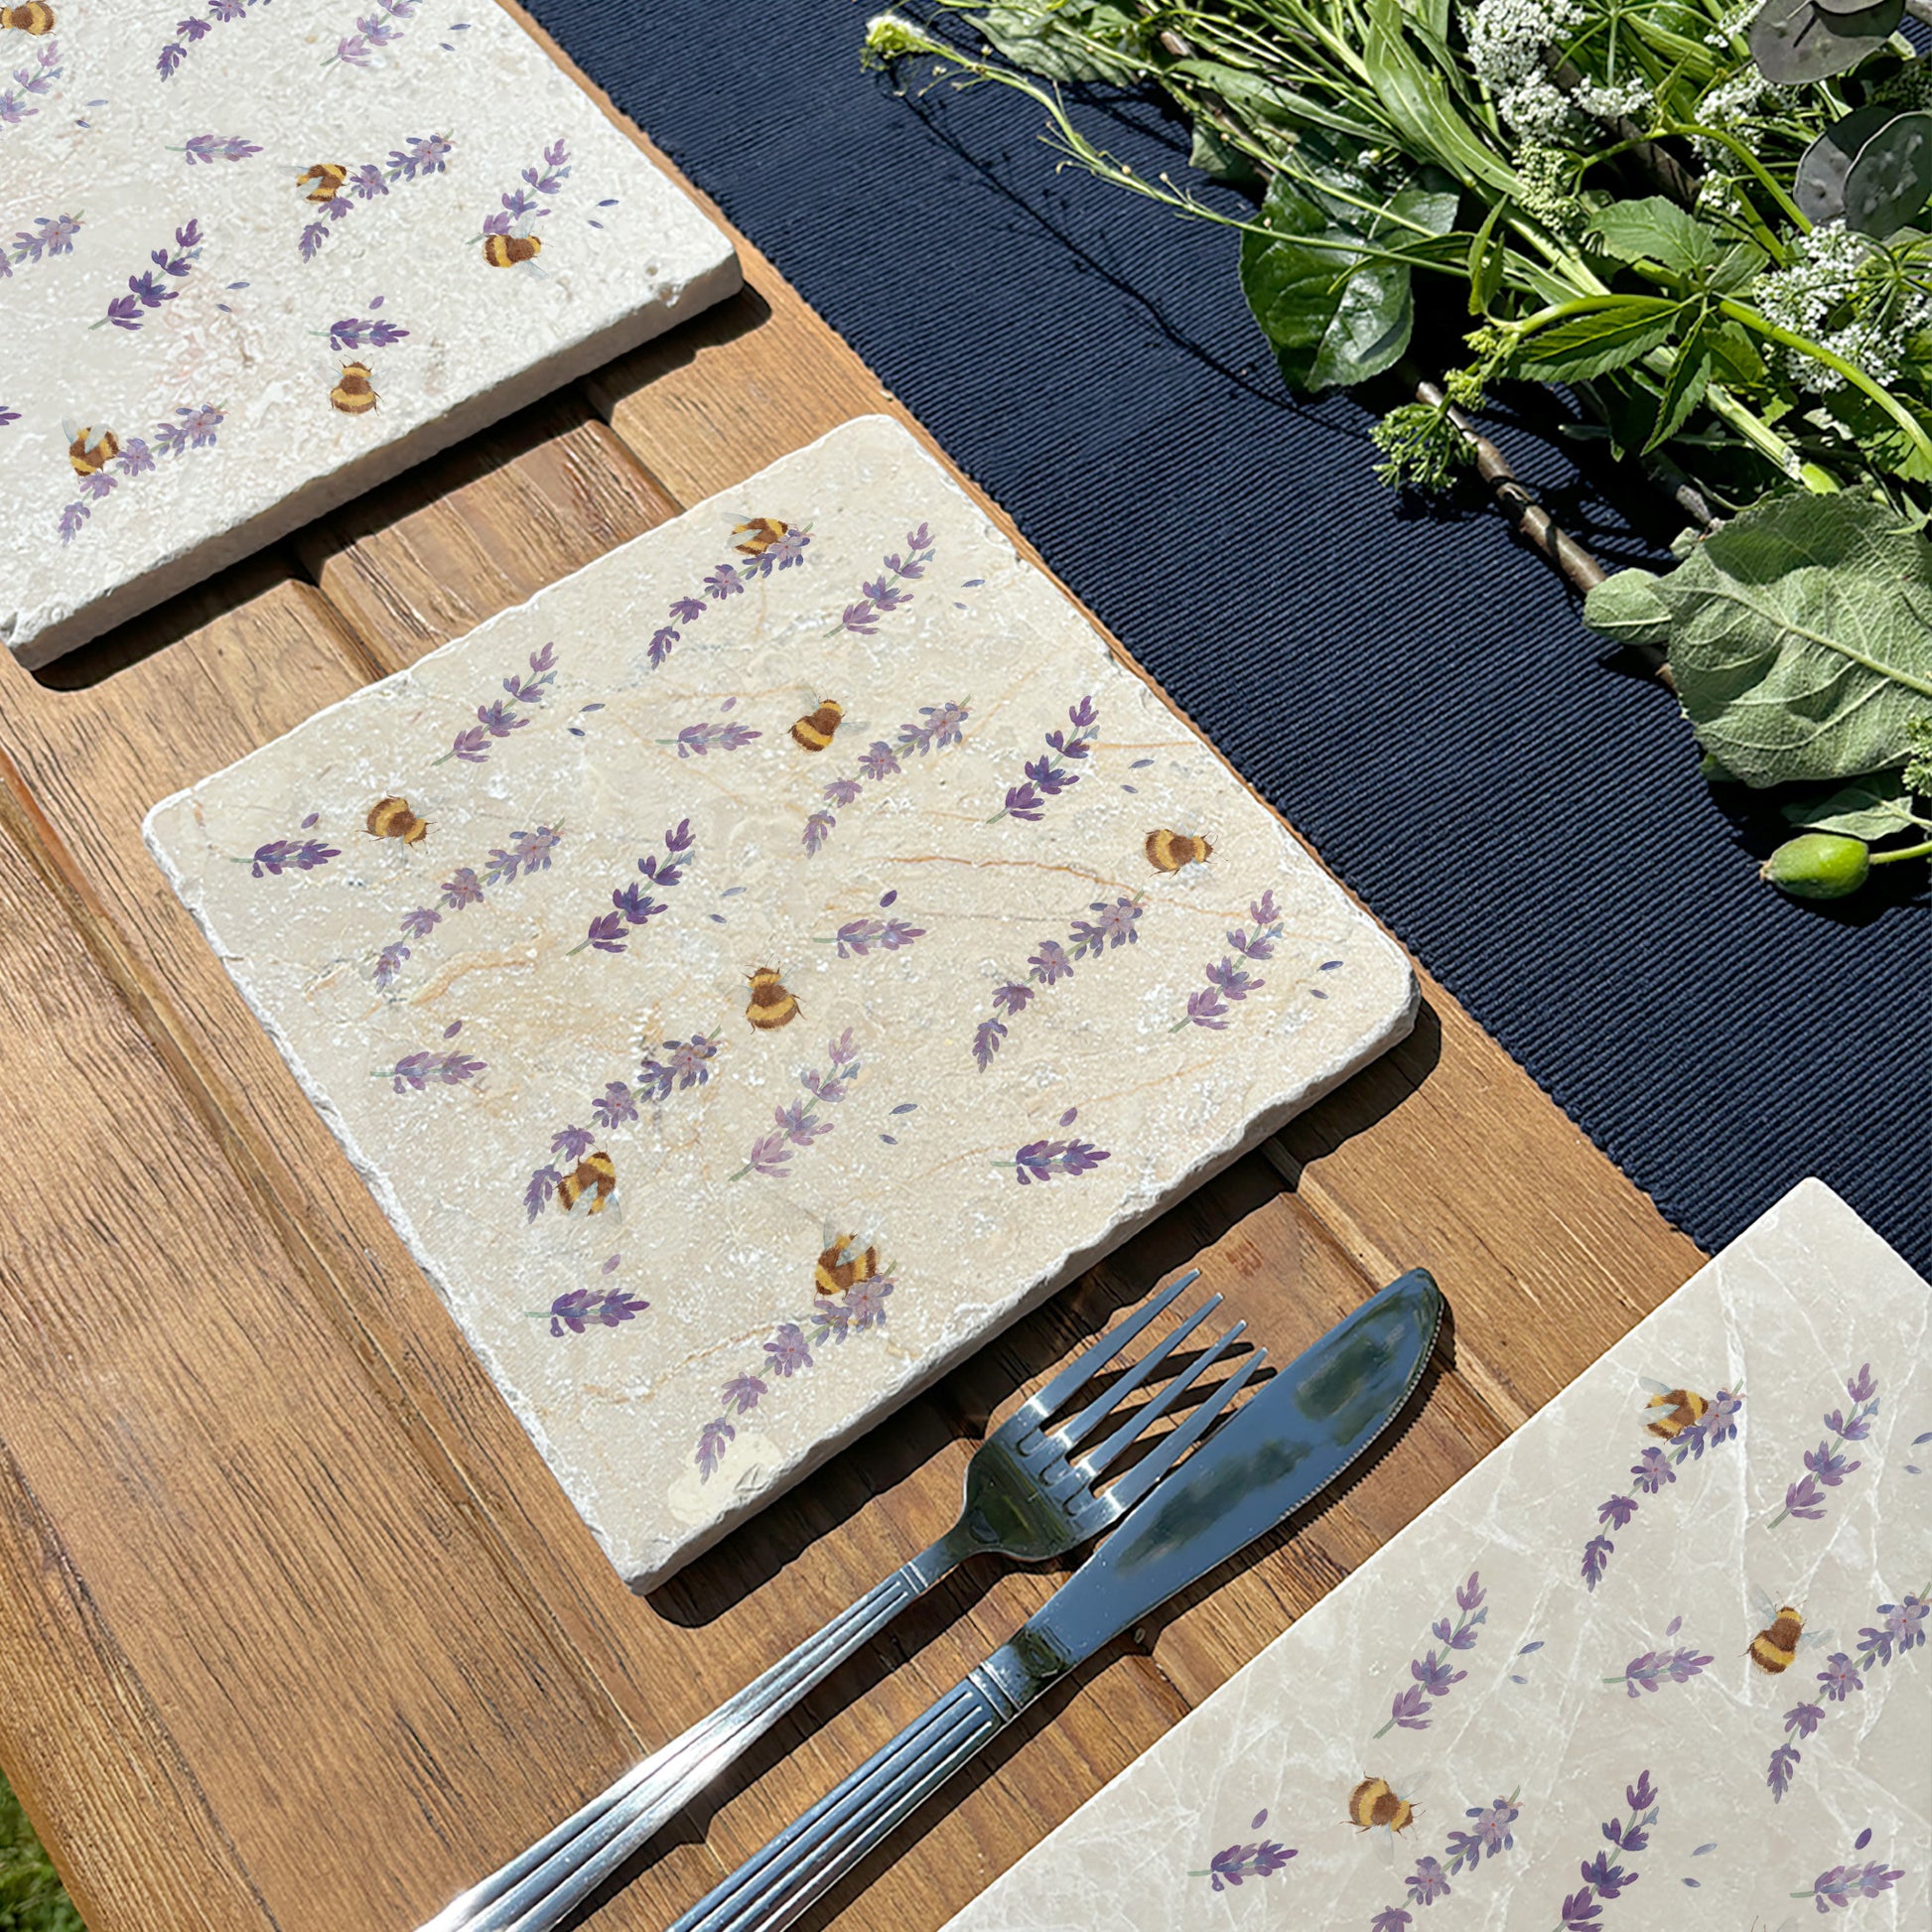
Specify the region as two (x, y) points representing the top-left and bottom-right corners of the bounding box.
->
(667, 1642), (1048, 1932)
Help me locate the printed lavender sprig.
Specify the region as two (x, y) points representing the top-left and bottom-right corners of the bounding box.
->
(836, 521), (933, 635)
(324, 0), (419, 70)
(1003, 1137), (1111, 1185)
(1189, 1811), (1297, 1893)
(299, 135), (454, 260)
(0, 404), (18, 431)
(732, 1032), (860, 1181)
(1794, 1832), (1905, 1914)
(1, 38), (60, 123)
(3, 211), (82, 278)
(695, 1265), (897, 1480)
(157, 3), (262, 81)
(529, 1258), (647, 1337)
(176, 134), (262, 165)
(1374, 1571), (1486, 1736)
(61, 403), (225, 544)
(476, 138), (570, 244)
(986, 694), (1096, 823)
(435, 642), (556, 764)
(803, 699), (969, 855)
(660, 718), (760, 758)
(815, 915), (926, 960)
(974, 893), (1145, 1069)
(1770, 1364), (1879, 1528)
(645, 521), (814, 669)
(1174, 890), (1285, 1031)
(232, 814), (341, 879)
(569, 818), (694, 957)
(373, 1023), (484, 1095)
(635, 1031), (722, 1104)
(94, 220), (204, 333)
(324, 315), (410, 352)
(1552, 1770), (1657, 1931)
(1767, 1587), (1928, 1802)
(374, 828), (561, 990)
(1580, 1388), (1742, 1591)
(1370, 1793), (1521, 1925)
(1605, 1618), (1713, 1698)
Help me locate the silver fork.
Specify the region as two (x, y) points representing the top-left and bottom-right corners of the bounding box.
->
(420, 1267), (1244, 1932)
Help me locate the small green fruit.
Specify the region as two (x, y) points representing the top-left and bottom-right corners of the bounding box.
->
(1760, 832), (1870, 899)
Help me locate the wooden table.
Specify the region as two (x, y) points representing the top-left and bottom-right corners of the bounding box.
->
(0, 13), (1704, 1929)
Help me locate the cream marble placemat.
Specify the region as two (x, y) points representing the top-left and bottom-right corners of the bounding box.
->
(143, 414), (1418, 1587)
(942, 1177), (1931, 1930)
(0, 0), (737, 665)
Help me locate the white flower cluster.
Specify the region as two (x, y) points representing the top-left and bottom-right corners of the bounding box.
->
(1751, 220), (1923, 393)
(1704, 0), (1762, 48)
(1463, 0), (1655, 142)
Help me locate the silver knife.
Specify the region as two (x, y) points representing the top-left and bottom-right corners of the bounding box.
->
(654, 1268), (1443, 1932)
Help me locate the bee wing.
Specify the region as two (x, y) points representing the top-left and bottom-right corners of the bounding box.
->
(61, 416), (82, 445)
(1401, 1771), (1433, 1802)
(1636, 1375), (1676, 1399)
(1376, 1825), (1397, 1869)
(1748, 1582), (1777, 1625)
(1799, 1625), (1835, 1650)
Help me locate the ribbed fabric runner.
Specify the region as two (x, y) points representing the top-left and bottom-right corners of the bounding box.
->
(529, 0), (1928, 1272)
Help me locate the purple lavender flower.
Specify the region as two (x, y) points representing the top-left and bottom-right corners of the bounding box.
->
(1802, 1862), (1904, 1911)
(1559, 1887), (1602, 1929)
(1177, 892), (1285, 1030)
(1068, 897), (1143, 959)
(1770, 1367), (1878, 1527)
(987, 695), (1096, 823)
(1200, 1822), (1297, 1893)
(1, 39), (61, 116)
(830, 917), (925, 958)
(0, 404), (19, 431)
(669, 596), (706, 623)
(1859, 1593), (1929, 1666)
(183, 133), (262, 164)
(990, 982), (1034, 1018)
(1578, 1854), (1636, 1900)
(671, 719), (760, 757)
(1011, 1139), (1111, 1184)
(552, 1125), (596, 1164)
(721, 1374), (766, 1417)
(383, 1049), (484, 1094)
(846, 1277), (894, 1328)
(1767, 1740), (1802, 1802)
(704, 562), (743, 600)
(1584, 1533), (1615, 1588)
(77, 471), (117, 502)
(1028, 939), (1073, 985)
(896, 700), (969, 759)
(590, 1081), (638, 1130)
(248, 836), (342, 878)
(696, 1417), (735, 1479)
(9, 211), (81, 262)
(802, 811), (835, 856)
(1410, 1650), (1465, 1698)
(328, 315), (411, 351)
(581, 911), (625, 955)
(636, 1034), (719, 1102)
(1784, 1701), (1824, 1738)
(1614, 1644), (1712, 1697)
(1383, 1684), (1433, 1733)
(1805, 1442), (1860, 1487)
(1629, 1447), (1677, 1494)
(1377, 1575), (1486, 1734)
(115, 438), (155, 478)
(856, 741), (900, 782)
(349, 163), (389, 199)
(440, 868), (483, 910)
(775, 1100), (831, 1148)
(1371, 1912), (1413, 1932)
(1205, 958), (1264, 1001)
(743, 1131), (791, 1179)
(372, 941), (410, 988)
(391, 131), (452, 179)
(58, 499), (89, 543)
(763, 1323), (812, 1377)
(1405, 1857), (1450, 1906)
(1597, 1495), (1638, 1530)
(973, 1018), (1008, 1070)
(399, 906), (441, 941)
(1817, 1652), (1863, 1701)
(822, 776), (865, 808)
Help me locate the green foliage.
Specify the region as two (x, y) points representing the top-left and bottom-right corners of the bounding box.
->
(1782, 775), (1926, 838)
(0, 1770), (82, 1932)
(1588, 197), (1717, 275)
(1586, 492), (1932, 786)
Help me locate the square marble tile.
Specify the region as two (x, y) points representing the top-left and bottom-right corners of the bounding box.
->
(0, 0), (737, 667)
(942, 1177), (1932, 1931)
(144, 414), (1418, 1587)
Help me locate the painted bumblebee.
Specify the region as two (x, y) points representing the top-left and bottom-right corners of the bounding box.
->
(789, 701), (844, 753)
(732, 517), (789, 557)
(1, 5), (58, 33)
(298, 163), (349, 206)
(746, 966), (799, 1032)
(483, 231), (542, 269)
(365, 795), (428, 845)
(331, 361), (379, 415)
(1639, 1380), (1709, 1442)
(1146, 829), (1213, 874)
(1348, 1777), (1418, 1837)
(815, 1234), (881, 1299)
(63, 420), (118, 478)
(557, 1151), (617, 1215)
(1747, 1587), (1830, 1676)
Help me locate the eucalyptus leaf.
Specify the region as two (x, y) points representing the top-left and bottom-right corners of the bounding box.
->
(1585, 492), (1932, 786)
(1844, 111), (1932, 236)
(1513, 298), (1682, 382)
(1747, 0), (1904, 85)
(1589, 197), (1717, 274)
(1781, 775), (1925, 839)
(1794, 103), (1898, 226)
(1239, 154), (1458, 392)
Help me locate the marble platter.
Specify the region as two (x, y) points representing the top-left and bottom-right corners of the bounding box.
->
(943, 1177), (1932, 1932)
(0, 0), (737, 667)
(144, 414), (1419, 1588)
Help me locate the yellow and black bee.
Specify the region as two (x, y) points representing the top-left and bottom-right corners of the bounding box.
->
(1349, 1778), (1418, 1838)
(331, 361), (379, 416)
(1641, 1384), (1709, 1442)
(65, 422), (118, 477)
(483, 231), (542, 269)
(1748, 1604), (1806, 1676)
(298, 163), (349, 206)
(365, 795), (428, 845)
(733, 517), (790, 557)
(1, 5), (58, 34)
(557, 1151), (617, 1215)
(1146, 829), (1213, 874)
(746, 966), (799, 1032)
(790, 701), (843, 753)
(815, 1235), (880, 1300)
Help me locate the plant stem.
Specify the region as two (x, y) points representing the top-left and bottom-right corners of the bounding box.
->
(1872, 838), (1932, 866)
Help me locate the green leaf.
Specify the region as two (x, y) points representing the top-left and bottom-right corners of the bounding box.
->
(1589, 197), (1717, 275)
(1238, 154), (1458, 393)
(979, 1), (1139, 81)
(1364, 0), (1516, 196)
(1467, 196), (1506, 316)
(1583, 567), (1675, 647)
(1645, 309), (1714, 452)
(1513, 298), (1682, 382)
(1781, 774), (1925, 840)
(1819, 386), (1932, 483)
(1607, 492), (1932, 786)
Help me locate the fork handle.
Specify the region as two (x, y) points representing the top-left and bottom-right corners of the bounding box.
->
(665, 1640), (1052, 1932)
(422, 1525), (974, 1932)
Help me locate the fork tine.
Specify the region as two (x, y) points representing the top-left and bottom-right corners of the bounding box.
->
(1014, 1269), (1199, 1429)
(1085, 1334), (1266, 1515)
(1050, 1292), (1223, 1455)
(1070, 1311), (1242, 1478)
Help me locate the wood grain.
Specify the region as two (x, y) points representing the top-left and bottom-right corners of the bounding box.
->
(0, 5), (1706, 1929)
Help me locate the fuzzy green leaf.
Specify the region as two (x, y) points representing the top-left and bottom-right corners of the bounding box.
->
(1583, 566), (1675, 647)
(1513, 298), (1682, 382)
(1589, 197), (1717, 274)
(1605, 492), (1932, 786)
(1781, 775), (1924, 840)
(1239, 156), (1458, 392)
